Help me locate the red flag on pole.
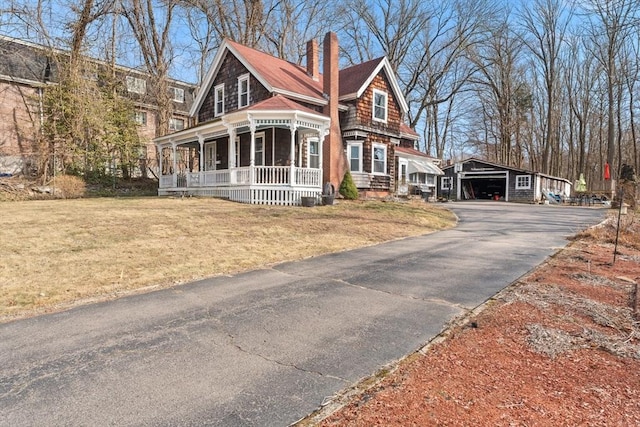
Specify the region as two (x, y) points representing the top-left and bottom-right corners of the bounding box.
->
(604, 162), (611, 180)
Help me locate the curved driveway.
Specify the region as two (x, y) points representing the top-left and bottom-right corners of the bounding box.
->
(0, 203), (604, 426)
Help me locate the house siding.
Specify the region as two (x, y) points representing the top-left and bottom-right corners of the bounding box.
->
(198, 53), (270, 123)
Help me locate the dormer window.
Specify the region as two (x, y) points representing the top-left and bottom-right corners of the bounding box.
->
(170, 87), (185, 103)
(126, 76), (146, 95)
(214, 84), (224, 116)
(238, 74), (249, 108)
(372, 89), (388, 123)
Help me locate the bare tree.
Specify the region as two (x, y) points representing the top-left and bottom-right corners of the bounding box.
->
(582, 0), (640, 196)
(468, 13), (528, 166)
(121, 0), (176, 137)
(519, 0), (572, 175)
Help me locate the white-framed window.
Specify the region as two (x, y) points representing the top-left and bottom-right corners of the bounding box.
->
(398, 159), (408, 184)
(347, 141), (363, 173)
(169, 117), (185, 131)
(214, 84), (225, 116)
(441, 176), (452, 190)
(205, 142), (217, 171)
(516, 174), (531, 189)
(426, 175), (436, 186)
(133, 111), (147, 126)
(372, 89), (388, 123)
(372, 143), (387, 174)
(238, 74), (249, 108)
(308, 137), (320, 168)
(170, 87), (185, 103)
(254, 132), (265, 166)
(126, 76), (146, 94)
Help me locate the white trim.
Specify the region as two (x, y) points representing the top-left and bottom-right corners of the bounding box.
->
(347, 141), (363, 173)
(516, 174), (532, 190)
(238, 73), (250, 108)
(214, 83), (225, 117)
(371, 143), (387, 175)
(372, 89), (388, 123)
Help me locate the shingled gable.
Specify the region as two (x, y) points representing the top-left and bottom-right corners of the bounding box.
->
(190, 39), (326, 117)
(338, 56), (409, 115)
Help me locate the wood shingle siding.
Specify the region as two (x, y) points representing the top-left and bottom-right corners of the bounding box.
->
(198, 53), (270, 123)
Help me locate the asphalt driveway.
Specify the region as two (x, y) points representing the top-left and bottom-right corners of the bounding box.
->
(0, 202), (605, 426)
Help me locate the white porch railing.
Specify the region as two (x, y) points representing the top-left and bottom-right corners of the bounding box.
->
(295, 167), (321, 187)
(160, 166), (322, 189)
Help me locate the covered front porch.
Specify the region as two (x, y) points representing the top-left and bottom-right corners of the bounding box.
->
(155, 104), (330, 205)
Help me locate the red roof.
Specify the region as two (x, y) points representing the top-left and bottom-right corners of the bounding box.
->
(227, 40), (325, 102)
(399, 122), (419, 138)
(339, 57), (384, 96)
(395, 145), (437, 160)
(246, 94), (327, 116)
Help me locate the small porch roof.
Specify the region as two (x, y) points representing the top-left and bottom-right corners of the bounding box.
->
(408, 160), (444, 176)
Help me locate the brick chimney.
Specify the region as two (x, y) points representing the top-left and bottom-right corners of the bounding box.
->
(322, 32), (347, 192)
(306, 39), (319, 81)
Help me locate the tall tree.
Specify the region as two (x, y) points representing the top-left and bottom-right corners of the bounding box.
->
(121, 0), (176, 136)
(519, 0), (572, 175)
(582, 0), (640, 195)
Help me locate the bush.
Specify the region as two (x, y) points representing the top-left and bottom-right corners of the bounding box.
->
(339, 170), (359, 200)
(51, 175), (86, 199)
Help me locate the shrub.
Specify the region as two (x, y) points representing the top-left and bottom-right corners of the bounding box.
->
(51, 175), (86, 199)
(339, 170), (359, 200)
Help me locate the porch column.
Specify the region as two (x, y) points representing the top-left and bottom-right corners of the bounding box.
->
(289, 117), (298, 185)
(171, 141), (177, 188)
(318, 125), (327, 184)
(249, 117), (256, 185)
(228, 127), (237, 184)
(197, 134), (204, 172)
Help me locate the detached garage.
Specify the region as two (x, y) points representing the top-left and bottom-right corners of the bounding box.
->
(439, 158), (572, 203)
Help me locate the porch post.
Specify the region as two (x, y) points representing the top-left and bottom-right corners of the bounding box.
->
(196, 133), (204, 174)
(289, 117), (298, 185)
(249, 116), (256, 185)
(318, 126), (327, 185)
(228, 127), (237, 184)
(171, 141), (177, 188)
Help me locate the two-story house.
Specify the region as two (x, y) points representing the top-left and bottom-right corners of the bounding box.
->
(154, 32), (443, 205)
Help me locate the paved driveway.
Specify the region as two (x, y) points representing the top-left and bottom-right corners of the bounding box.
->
(0, 203), (604, 426)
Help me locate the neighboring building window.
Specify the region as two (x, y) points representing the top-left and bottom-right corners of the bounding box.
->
(516, 174), (531, 189)
(308, 138), (320, 168)
(169, 118), (185, 131)
(254, 132), (265, 166)
(170, 87), (185, 103)
(238, 74), (249, 108)
(214, 84), (225, 116)
(347, 142), (362, 173)
(372, 89), (388, 123)
(441, 176), (452, 190)
(133, 111), (147, 126)
(126, 76), (146, 94)
(372, 144), (387, 174)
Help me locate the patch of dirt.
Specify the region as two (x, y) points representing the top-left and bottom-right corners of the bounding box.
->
(305, 214), (640, 426)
